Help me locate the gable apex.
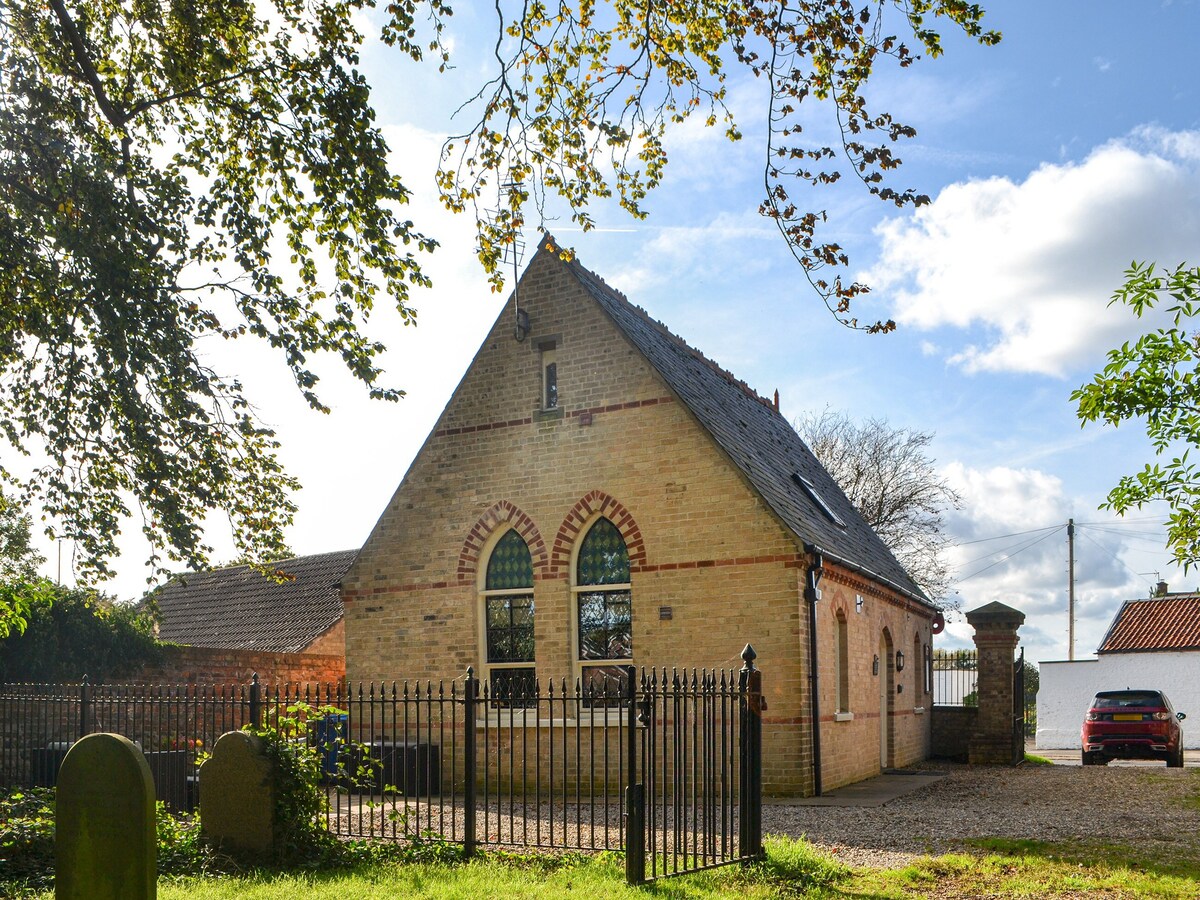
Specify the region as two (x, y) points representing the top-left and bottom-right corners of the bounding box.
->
(531, 240), (929, 607)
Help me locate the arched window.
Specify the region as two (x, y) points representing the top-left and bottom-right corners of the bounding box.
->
(574, 517), (632, 695)
(482, 529), (535, 704)
(913, 633), (922, 700)
(836, 612), (850, 714)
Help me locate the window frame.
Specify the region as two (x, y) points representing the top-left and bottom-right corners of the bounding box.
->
(477, 527), (536, 707)
(541, 344), (558, 410)
(835, 610), (850, 715)
(571, 515), (633, 700)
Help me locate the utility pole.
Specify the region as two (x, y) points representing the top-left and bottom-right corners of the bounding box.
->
(1067, 519), (1076, 661)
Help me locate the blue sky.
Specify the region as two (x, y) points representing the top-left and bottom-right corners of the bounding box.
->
(42, 0), (1200, 668)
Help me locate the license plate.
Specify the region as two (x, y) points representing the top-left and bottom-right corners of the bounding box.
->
(1113, 713), (1142, 721)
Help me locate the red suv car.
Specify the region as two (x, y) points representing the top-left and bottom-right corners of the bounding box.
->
(1081, 689), (1187, 767)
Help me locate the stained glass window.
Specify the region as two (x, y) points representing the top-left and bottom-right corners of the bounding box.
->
(576, 518), (631, 661)
(577, 517), (630, 585)
(486, 529), (533, 590)
(483, 530), (535, 706)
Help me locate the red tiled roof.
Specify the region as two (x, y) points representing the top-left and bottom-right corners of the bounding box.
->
(1097, 595), (1200, 653)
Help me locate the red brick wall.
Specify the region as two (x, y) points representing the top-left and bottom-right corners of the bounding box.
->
(138, 644), (345, 686)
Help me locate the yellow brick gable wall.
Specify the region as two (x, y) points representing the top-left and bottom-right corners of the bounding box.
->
(342, 248), (928, 795)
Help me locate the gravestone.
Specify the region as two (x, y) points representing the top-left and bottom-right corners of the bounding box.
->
(56, 733), (156, 900)
(199, 731), (275, 854)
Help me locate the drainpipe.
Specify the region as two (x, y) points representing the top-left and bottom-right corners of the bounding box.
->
(804, 548), (824, 797)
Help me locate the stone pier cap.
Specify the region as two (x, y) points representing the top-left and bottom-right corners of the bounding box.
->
(965, 601), (1025, 629)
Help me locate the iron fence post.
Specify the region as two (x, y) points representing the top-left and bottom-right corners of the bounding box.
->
(79, 676), (91, 738)
(738, 644), (763, 861)
(624, 665), (646, 885)
(249, 673), (261, 729)
(463, 667), (478, 859)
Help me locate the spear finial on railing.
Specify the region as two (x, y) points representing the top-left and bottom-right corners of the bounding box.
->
(741, 644), (757, 671)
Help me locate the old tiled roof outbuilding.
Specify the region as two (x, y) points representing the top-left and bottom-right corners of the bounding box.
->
(1097, 593), (1200, 654)
(561, 243), (929, 606)
(154, 549), (357, 653)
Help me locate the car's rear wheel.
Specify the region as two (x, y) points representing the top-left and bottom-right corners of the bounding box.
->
(1167, 746), (1185, 768)
(1082, 751), (1105, 766)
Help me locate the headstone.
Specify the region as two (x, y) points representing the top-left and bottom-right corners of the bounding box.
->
(199, 731), (275, 854)
(56, 733), (156, 900)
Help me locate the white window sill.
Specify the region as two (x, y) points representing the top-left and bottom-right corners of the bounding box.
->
(913, 706), (925, 715)
(833, 711), (854, 723)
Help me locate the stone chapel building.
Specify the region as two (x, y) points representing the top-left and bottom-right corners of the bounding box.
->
(341, 237), (939, 795)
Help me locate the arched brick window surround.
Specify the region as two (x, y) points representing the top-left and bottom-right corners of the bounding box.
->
(550, 490), (646, 579)
(458, 501), (548, 584)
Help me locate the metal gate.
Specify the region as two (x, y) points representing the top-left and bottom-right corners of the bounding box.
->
(1012, 648), (1025, 764)
(624, 644), (764, 884)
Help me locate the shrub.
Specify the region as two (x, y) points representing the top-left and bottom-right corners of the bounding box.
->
(0, 788), (55, 892)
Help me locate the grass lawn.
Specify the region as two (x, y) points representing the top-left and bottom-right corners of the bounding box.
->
(24, 836), (1200, 899)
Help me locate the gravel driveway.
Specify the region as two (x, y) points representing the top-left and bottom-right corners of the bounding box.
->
(763, 762), (1200, 868)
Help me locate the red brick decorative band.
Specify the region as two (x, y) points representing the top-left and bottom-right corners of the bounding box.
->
(433, 396), (674, 438)
(637, 553), (803, 574)
(457, 500), (550, 584)
(550, 490), (646, 578)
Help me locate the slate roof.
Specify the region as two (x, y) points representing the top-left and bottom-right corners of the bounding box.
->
(154, 550), (357, 653)
(1097, 594), (1200, 654)
(550, 241), (930, 606)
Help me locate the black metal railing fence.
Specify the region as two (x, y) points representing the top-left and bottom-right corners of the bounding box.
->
(0, 647), (765, 886)
(931, 649), (979, 707)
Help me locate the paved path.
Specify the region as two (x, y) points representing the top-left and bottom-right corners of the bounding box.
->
(781, 769), (949, 807)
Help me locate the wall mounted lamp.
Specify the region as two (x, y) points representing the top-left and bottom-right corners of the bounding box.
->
(895, 650), (906, 672)
(855, 594), (864, 614)
(872, 654), (880, 676)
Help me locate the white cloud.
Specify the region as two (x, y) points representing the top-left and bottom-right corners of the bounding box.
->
(863, 128), (1200, 376)
(613, 212), (778, 295)
(940, 461), (1185, 663)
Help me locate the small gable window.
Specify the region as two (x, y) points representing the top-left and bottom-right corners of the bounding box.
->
(542, 344), (558, 409)
(482, 529), (535, 705)
(574, 517), (632, 699)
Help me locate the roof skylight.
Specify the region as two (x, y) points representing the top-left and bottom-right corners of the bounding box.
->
(792, 473), (846, 528)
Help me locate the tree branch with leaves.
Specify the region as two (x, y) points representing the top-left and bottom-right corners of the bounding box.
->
(1073, 261), (1200, 568)
(0, 0), (448, 581)
(2, 0), (997, 588)
(441, 0), (998, 328)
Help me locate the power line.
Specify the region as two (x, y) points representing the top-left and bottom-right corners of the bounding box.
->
(1074, 516), (1164, 526)
(1082, 525), (1169, 544)
(953, 528), (1062, 585)
(1078, 528), (1150, 587)
(950, 524), (1061, 548)
(954, 533), (1062, 571)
